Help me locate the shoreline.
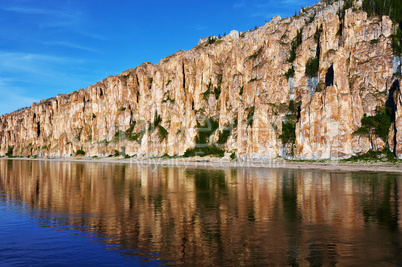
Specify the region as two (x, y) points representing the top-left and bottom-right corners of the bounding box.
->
(1, 156), (402, 174)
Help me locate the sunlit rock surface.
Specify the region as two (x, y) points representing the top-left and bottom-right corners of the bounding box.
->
(0, 1), (400, 160)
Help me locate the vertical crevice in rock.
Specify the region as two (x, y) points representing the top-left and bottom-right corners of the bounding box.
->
(325, 65), (334, 87)
(386, 80), (398, 116)
(182, 62), (186, 90)
(135, 75), (140, 87)
(100, 88), (103, 97)
(137, 91), (140, 104)
(37, 122), (40, 138)
(296, 104), (301, 122)
(388, 80), (400, 153)
(338, 22), (343, 38)
(315, 24), (322, 60)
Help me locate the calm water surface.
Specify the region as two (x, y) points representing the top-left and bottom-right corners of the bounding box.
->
(0, 159), (402, 266)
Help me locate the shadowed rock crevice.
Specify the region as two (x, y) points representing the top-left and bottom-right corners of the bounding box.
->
(388, 80), (400, 153)
(386, 80), (399, 121)
(325, 65), (334, 87)
(182, 63), (186, 90)
(37, 122), (40, 138)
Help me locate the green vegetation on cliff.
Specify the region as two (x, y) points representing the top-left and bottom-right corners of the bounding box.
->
(287, 29), (302, 63)
(392, 28), (402, 56)
(353, 106), (393, 142)
(203, 79), (222, 100)
(285, 68), (295, 79)
(246, 106), (255, 127)
(5, 146), (14, 157)
(344, 147), (396, 162)
(76, 149), (86, 156)
(184, 117), (225, 157)
(280, 122), (296, 144)
(362, 0), (402, 55)
(305, 57), (319, 77)
(362, 0), (402, 24)
(337, 0), (353, 21)
(280, 100), (300, 145)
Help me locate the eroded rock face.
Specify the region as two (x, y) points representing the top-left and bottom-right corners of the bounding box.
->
(0, 1), (401, 160)
(394, 79), (402, 158)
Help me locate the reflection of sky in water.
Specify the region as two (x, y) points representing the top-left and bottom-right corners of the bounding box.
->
(0, 160), (402, 266)
(0, 199), (159, 266)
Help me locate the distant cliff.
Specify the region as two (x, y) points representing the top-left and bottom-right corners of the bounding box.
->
(1, 0), (401, 160)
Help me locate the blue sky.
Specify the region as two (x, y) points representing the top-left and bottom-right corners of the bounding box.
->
(0, 0), (318, 115)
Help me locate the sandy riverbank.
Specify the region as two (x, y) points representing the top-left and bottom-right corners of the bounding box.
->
(2, 156), (402, 174)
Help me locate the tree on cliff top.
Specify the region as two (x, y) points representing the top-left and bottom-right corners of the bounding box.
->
(362, 0), (402, 24)
(362, 0), (402, 55)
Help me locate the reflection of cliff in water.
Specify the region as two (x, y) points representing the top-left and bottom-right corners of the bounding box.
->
(1, 160), (402, 265)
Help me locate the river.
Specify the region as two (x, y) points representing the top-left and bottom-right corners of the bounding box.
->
(0, 159), (402, 266)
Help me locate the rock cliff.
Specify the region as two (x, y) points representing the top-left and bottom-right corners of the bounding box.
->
(0, 0), (401, 160)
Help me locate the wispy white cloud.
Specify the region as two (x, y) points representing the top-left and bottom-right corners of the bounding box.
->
(43, 41), (99, 53)
(2, 5), (84, 29)
(0, 51), (89, 115)
(233, 2), (246, 9)
(2, 5), (80, 19)
(0, 52), (84, 75)
(0, 79), (37, 115)
(2, 6), (51, 15)
(77, 30), (108, 41)
(40, 11), (84, 29)
(2, 5), (104, 42)
(194, 25), (207, 31)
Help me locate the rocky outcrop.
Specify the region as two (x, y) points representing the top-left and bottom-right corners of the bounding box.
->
(0, 0), (401, 160)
